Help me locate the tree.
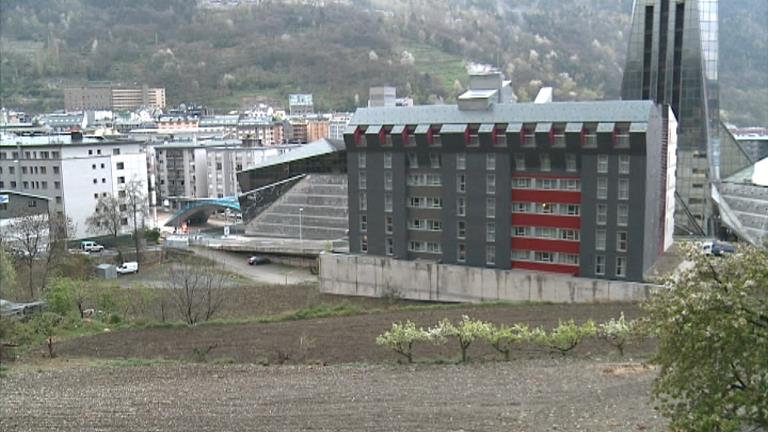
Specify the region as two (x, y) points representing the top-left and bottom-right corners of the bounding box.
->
(0, 248), (15, 299)
(482, 323), (533, 361)
(165, 259), (230, 325)
(3, 210), (49, 297)
(124, 178), (148, 266)
(375, 320), (429, 363)
(597, 313), (635, 357)
(33, 312), (62, 358)
(428, 316), (492, 363)
(645, 245), (768, 431)
(535, 320), (597, 356)
(86, 194), (122, 239)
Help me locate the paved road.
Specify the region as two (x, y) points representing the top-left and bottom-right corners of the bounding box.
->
(192, 247), (317, 285)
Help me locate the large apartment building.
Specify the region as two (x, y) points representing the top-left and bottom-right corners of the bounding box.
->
(64, 84), (166, 111)
(344, 94), (676, 282)
(0, 134), (149, 238)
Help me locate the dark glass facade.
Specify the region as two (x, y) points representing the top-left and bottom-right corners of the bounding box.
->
(622, 0), (719, 235)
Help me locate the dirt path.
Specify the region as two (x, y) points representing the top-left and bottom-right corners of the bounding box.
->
(0, 360), (665, 432)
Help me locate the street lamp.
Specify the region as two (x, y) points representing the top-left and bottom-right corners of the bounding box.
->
(298, 207), (304, 250)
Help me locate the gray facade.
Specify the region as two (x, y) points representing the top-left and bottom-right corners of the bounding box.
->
(345, 100), (674, 282)
(621, 0), (719, 235)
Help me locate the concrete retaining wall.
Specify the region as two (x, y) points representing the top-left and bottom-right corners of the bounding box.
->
(319, 253), (658, 303)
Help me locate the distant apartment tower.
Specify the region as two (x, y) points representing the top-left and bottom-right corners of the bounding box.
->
(621, 0), (719, 235)
(288, 94), (314, 115)
(290, 120), (330, 143)
(64, 84), (166, 111)
(0, 135), (149, 238)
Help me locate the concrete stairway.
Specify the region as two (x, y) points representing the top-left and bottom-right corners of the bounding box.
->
(245, 174), (349, 240)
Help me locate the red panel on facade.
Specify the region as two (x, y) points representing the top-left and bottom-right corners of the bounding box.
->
(510, 238), (580, 254)
(511, 190), (581, 204)
(511, 173), (580, 179)
(511, 214), (581, 229)
(511, 261), (579, 276)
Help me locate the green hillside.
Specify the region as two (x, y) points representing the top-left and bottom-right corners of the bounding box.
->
(0, 0), (765, 125)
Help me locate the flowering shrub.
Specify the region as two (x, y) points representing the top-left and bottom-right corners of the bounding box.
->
(482, 323), (533, 361)
(375, 320), (429, 363)
(427, 315), (492, 362)
(597, 313), (636, 356)
(535, 320), (597, 356)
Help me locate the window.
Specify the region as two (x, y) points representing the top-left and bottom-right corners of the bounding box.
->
(121, 217), (128, 226)
(113, 148), (121, 155)
(486, 154), (496, 171)
(552, 132), (566, 147)
(564, 204), (580, 216)
(583, 131), (597, 147)
(486, 197), (495, 218)
(513, 226), (529, 237)
(536, 227), (558, 239)
(53, 166), (59, 174)
(566, 154), (577, 172)
(468, 130), (480, 147)
(619, 155), (630, 174)
(361, 236), (368, 253)
(457, 173), (466, 192)
(118, 176), (125, 184)
(358, 153), (366, 168)
(495, 130), (507, 147)
(596, 204), (607, 225)
(512, 178), (530, 188)
(359, 215), (367, 232)
(407, 153), (418, 169)
(386, 238), (394, 256)
(115, 162), (123, 170)
(457, 220), (466, 239)
(10, 181), (16, 188)
(535, 251), (555, 263)
(8, 167), (14, 174)
(617, 204), (629, 226)
(597, 177), (608, 199)
(514, 153), (526, 171)
(359, 171), (367, 189)
(22, 166), (28, 174)
(538, 203), (554, 214)
(384, 171), (392, 190)
(596, 230), (607, 250)
(52, 151), (60, 159)
(595, 255), (606, 275)
(486, 174), (495, 194)
(512, 202), (529, 213)
(359, 191), (367, 210)
(456, 153), (466, 170)
(88, 150), (93, 155)
(618, 178), (629, 200)
(384, 152), (392, 169)
(97, 149), (101, 155)
(457, 243), (466, 262)
(54, 181), (60, 189)
(429, 153), (441, 168)
(523, 129), (535, 147)
(564, 179), (581, 191)
(597, 155), (609, 173)
(486, 222), (495, 242)
(55, 196), (61, 204)
(540, 153), (551, 171)
(27, 199), (37, 207)
(615, 257), (627, 277)
(101, 178), (106, 183)
(538, 178), (557, 190)
(384, 133), (393, 147)
(457, 197), (466, 216)
(617, 231), (628, 252)
(100, 163), (105, 169)
(384, 193), (392, 212)
(486, 245), (496, 266)
(40, 166), (46, 174)
(431, 134), (441, 147)
(560, 229), (580, 241)
(559, 254), (579, 265)
(92, 178), (98, 184)
(41, 181), (47, 189)
(512, 250), (530, 260)
(615, 132), (630, 148)
(0, 181), (3, 188)
(385, 216), (393, 234)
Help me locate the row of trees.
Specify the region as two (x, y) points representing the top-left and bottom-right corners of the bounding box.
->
(376, 314), (636, 364)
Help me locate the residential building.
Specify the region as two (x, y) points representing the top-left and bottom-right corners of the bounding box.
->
(289, 119), (329, 143)
(64, 84), (166, 111)
(236, 118), (285, 146)
(344, 95), (676, 282)
(0, 134), (149, 238)
(288, 94), (314, 115)
(329, 114), (352, 141)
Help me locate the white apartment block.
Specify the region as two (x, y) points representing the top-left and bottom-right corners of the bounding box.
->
(153, 141), (298, 208)
(0, 134), (150, 239)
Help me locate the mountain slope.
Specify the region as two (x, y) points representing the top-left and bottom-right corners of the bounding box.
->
(0, 0), (765, 125)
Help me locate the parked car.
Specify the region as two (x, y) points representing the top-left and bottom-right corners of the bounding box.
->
(80, 241), (104, 253)
(0, 299), (47, 318)
(248, 255), (270, 265)
(116, 261), (139, 274)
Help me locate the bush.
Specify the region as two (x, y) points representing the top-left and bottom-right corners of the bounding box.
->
(45, 279), (76, 317)
(144, 228), (161, 245)
(427, 316), (492, 363)
(597, 313), (635, 357)
(376, 320), (429, 363)
(483, 323), (533, 361)
(535, 320), (597, 356)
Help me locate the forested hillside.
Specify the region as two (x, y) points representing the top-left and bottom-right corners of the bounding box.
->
(0, 0), (765, 125)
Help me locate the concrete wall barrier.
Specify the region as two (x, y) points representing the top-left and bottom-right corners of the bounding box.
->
(319, 253), (659, 303)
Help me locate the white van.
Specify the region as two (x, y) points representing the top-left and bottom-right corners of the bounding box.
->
(80, 241), (104, 253)
(116, 261), (139, 275)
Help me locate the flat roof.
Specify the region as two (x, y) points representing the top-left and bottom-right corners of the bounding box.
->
(0, 134), (143, 147)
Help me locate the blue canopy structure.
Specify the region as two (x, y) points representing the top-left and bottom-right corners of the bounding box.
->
(165, 196), (241, 227)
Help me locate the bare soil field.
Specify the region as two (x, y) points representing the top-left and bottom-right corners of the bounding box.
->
(0, 360), (665, 432)
(55, 303), (649, 364)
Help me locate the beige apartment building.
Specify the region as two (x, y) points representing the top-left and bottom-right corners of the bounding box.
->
(64, 84), (166, 111)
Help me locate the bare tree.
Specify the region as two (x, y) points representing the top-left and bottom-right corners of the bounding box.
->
(124, 178), (148, 266)
(165, 259), (230, 325)
(3, 210), (74, 298)
(85, 194), (122, 239)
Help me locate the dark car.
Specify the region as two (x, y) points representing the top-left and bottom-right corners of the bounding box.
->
(248, 255), (270, 265)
